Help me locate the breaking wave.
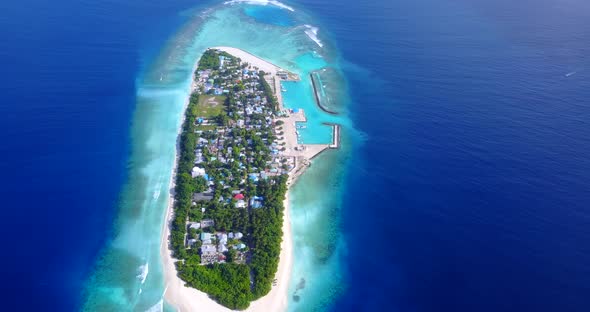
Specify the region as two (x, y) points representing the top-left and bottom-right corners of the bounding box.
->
(137, 262), (149, 284)
(224, 0), (295, 12)
(304, 25), (323, 47)
(144, 299), (163, 312)
(153, 181), (162, 200)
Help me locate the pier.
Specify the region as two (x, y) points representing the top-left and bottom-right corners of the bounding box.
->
(269, 66), (342, 183)
(326, 123), (340, 149)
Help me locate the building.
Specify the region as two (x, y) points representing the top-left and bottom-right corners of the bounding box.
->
(193, 192), (213, 202)
(218, 244), (228, 253)
(201, 219), (215, 228)
(191, 166), (206, 178)
(201, 244), (216, 255)
(217, 233), (228, 244)
(250, 196), (264, 209)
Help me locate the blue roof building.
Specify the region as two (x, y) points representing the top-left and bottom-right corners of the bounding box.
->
(200, 232), (212, 241)
(249, 174), (259, 182)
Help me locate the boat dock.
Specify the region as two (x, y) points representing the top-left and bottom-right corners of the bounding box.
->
(326, 123), (340, 149)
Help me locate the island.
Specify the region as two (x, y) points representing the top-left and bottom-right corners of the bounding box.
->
(162, 47), (339, 311)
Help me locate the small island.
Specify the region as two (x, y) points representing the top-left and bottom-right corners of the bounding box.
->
(165, 48), (339, 310)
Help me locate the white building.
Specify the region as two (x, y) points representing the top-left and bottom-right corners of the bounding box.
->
(191, 166), (206, 178)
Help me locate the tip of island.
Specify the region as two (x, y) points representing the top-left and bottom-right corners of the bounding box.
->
(161, 47), (340, 311)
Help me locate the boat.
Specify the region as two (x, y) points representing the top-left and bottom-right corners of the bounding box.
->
(281, 87), (287, 92)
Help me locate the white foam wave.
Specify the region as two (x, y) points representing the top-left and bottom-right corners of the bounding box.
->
(137, 262), (149, 284)
(304, 25), (323, 47)
(201, 7), (215, 17)
(144, 299), (163, 312)
(224, 0), (295, 12)
(153, 181), (162, 200)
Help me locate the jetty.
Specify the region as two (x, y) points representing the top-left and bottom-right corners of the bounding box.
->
(326, 123), (340, 149)
(211, 47), (341, 184)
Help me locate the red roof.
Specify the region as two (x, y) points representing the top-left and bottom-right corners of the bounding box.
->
(234, 194), (245, 200)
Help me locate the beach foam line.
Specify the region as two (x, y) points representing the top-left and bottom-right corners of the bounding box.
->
(303, 25), (323, 48)
(223, 0), (295, 12)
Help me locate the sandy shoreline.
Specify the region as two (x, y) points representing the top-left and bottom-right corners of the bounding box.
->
(161, 47), (295, 312)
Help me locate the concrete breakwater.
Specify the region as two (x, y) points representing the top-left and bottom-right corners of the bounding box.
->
(310, 72), (339, 115)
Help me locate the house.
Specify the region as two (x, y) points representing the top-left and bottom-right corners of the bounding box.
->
(218, 244), (228, 253)
(201, 244), (216, 255)
(201, 219), (215, 228)
(250, 196), (263, 209)
(217, 233), (228, 244)
(249, 173), (259, 182)
(191, 166), (206, 178)
(234, 232), (243, 239)
(193, 192), (213, 202)
(200, 232), (212, 241)
(233, 193), (245, 200)
(188, 222), (201, 230)
(235, 200), (246, 208)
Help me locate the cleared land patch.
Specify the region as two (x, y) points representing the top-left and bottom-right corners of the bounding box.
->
(195, 95), (226, 118)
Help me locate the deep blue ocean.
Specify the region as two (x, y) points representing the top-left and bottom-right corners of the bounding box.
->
(1, 0), (589, 311)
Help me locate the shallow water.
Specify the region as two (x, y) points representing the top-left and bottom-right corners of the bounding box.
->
(81, 2), (355, 310)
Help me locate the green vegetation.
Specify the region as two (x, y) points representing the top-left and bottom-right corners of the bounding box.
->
(196, 95), (226, 117)
(170, 92), (200, 260)
(195, 124), (217, 131)
(249, 175), (288, 298)
(177, 262), (252, 310)
(197, 49), (233, 71)
(170, 50), (290, 310)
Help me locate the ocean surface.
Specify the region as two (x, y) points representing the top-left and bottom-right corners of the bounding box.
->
(1, 0), (589, 311)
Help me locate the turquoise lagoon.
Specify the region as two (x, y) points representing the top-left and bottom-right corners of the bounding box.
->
(82, 2), (357, 311)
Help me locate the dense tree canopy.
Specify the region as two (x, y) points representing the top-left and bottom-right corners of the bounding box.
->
(171, 51), (289, 310)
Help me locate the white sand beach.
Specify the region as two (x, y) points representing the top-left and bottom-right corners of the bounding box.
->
(160, 177), (293, 312)
(211, 46), (282, 76)
(161, 47), (294, 312)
